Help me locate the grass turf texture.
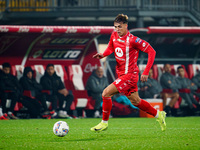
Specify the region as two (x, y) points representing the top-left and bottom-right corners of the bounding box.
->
(0, 117), (200, 150)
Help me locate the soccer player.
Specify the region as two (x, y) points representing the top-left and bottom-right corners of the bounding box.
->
(90, 14), (166, 132)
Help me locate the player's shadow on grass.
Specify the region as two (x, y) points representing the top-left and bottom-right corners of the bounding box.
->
(65, 134), (133, 142)
(68, 135), (134, 142)
(51, 133), (138, 142)
(51, 134), (110, 142)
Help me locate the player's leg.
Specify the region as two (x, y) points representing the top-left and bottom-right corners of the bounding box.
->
(127, 92), (158, 116)
(101, 83), (119, 121)
(127, 92), (166, 131)
(90, 83), (118, 132)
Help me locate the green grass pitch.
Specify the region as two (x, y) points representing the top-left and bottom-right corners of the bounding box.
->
(0, 117), (200, 150)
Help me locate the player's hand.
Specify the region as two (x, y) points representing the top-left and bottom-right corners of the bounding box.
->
(140, 75), (148, 82)
(58, 89), (69, 97)
(93, 53), (104, 59)
(168, 80), (172, 84)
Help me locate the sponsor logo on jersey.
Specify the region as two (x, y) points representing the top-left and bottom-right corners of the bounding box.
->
(117, 38), (125, 43)
(41, 49), (82, 59)
(115, 47), (123, 57)
(135, 37), (140, 43)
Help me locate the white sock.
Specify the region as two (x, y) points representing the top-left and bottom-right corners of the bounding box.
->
(102, 120), (108, 123)
(155, 111), (159, 118)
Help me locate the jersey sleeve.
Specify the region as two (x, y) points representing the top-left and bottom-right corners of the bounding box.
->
(103, 32), (115, 57)
(133, 36), (156, 75)
(133, 36), (150, 52)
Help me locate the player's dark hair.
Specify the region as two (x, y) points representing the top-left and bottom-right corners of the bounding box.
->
(177, 66), (184, 71)
(46, 64), (54, 69)
(114, 14), (128, 24)
(2, 62), (11, 69)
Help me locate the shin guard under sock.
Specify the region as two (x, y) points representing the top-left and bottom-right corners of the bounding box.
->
(102, 97), (112, 121)
(136, 99), (157, 117)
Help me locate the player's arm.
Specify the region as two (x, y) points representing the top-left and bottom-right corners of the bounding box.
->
(93, 33), (114, 59)
(134, 37), (156, 82)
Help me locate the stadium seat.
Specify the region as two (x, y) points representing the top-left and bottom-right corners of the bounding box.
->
(23, 90), (36, 99)
(72, 90), (94, 110)
(14, 65), (25, 80)
(68, 64), (85, 90)
(138, 64), (146, 75)
(54, 65), (65, 82)
(187, 64), (200, 79)
(67, 64), (94, 110)
(152, 64), (164, 81)
(32, 65), (45, 83)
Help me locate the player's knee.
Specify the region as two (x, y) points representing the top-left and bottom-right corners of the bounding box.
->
(175, 92), (179, 99)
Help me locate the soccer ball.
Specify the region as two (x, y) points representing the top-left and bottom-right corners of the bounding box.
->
(53, 121), (69, 137)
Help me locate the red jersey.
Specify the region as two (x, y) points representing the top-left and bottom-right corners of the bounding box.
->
(103, 31), (156, 77)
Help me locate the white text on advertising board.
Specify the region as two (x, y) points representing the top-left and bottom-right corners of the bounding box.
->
(43, 50), (81, 59)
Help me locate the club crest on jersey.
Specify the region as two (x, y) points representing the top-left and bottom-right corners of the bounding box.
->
(117, 38), (125, 43)
(142, 42), (146, 47)
(115, 47), (123, 57)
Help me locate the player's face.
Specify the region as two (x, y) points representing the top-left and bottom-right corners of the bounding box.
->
(114, 22), (128, 37)
(27, 71), (33, 79)
(96, 67), (104, 78)
(46, 66), (55, 76)
(178, 68), (184, 77)
(164, 64), (171, 73)
(3, 67), (10, 74)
